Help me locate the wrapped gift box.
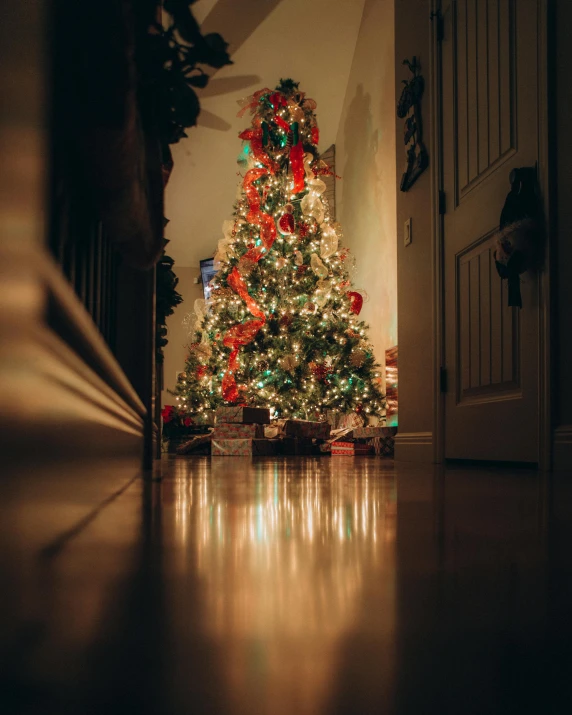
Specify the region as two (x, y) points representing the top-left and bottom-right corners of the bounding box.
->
(366, 435), (395, 457)
(351, 426), (398, 439)
(175, 434), (212, 455)
(275, 437), (313, 455)
(212, 423), (264, 439)
(283, 419), (331, 439)
(215, 407), (271, 424)
(211, 438), (276, 456)
(338, 412), (365, 430)
(331, 441), (374, 456)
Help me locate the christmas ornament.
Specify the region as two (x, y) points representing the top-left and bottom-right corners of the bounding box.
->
(298, 223), (310, 238)
(297, 264), (308, 274)
(348, 291), (364, 315)
(275, 256), (288, 270)
(310, 253), (329, 279)
(294, 250), (304, 266)
(279, 313), (293, 327)
(305, 302), (317, 313)
(258, 359), (269, 371)
(276, 204), (295, 235)
(282, 354), (298, 372)
(211, 287), (233, 301)
(350, 349), (366, 367)
(309, 361), (332, 381)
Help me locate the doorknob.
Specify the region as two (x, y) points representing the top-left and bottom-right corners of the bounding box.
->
(493, 166), (542, 308)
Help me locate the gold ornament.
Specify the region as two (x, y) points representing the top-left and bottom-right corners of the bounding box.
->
(212, 287), (233, 301)
(294, 250), (304, 266)
(350, 349), (366, 367)
(282, 354), (298, 372)
(275, 256), (288, 270)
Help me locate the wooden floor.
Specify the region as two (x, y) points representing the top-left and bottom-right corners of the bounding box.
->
(1, 455), (572, 713)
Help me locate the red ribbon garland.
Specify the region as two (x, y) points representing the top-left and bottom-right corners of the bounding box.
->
(239, 128), (278, 173)
(290, 141), (305, 194)
(223, 89), (321, 400)
(221, 165), (278, 402)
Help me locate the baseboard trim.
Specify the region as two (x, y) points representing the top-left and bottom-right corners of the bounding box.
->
(394, 432), (434, 463)
(0, 244), (145, 463)
(553, 425), (572, 471)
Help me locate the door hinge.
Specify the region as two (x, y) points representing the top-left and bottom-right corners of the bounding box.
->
(440, 366), (448, 393)
(431, 10), (444, 42)
(438, 190), (446, 215)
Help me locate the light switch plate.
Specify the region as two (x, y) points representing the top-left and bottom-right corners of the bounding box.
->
(404, 218), (412, 247)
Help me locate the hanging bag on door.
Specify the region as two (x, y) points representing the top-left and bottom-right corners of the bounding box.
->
(493, 167), (542, 308)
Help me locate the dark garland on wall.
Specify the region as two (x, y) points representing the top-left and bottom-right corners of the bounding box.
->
(145, 0), (233, 363)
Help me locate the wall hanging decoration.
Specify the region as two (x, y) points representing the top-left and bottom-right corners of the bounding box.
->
(397, 57), (429, 192)
(493, 167), (543, 308)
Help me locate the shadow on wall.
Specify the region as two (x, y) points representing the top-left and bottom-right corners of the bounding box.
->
(342, 85), (380, 223)
(339, 83), (398, 369)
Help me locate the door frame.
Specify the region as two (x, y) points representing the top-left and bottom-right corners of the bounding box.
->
(429, 0), (553, 468)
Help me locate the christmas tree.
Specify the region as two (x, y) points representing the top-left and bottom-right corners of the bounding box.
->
(174, 79), (385, 421)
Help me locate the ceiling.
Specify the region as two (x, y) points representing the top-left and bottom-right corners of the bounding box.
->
(165, 0), (366, 267)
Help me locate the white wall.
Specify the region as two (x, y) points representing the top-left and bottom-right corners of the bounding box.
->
(161, 266), (204, 408)
(335, 0), (397, 389)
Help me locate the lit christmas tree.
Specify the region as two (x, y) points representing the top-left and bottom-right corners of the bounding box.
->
(174, 79), (385, 421)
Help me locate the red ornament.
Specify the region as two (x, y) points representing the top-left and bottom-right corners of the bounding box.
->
(297, 265), (308, 274)
(311, 126), (320, 145)
(298, 222), (309, 237)
(309, 361), (332, 382)
(348, 291), (363, 315)
(196, 365), (208, 380)
(184, 417), (194, 427)
(276, 204), (295, 235)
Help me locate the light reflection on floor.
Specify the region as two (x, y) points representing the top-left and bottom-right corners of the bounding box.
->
(164, 457), (397, 714)
(3, 456), (572, 714)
